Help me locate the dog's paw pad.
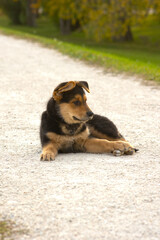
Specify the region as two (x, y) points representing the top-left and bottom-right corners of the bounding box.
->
(124, 147), (136, 155)
(113, 150), (123, 157)
(40, 153), (55, 161)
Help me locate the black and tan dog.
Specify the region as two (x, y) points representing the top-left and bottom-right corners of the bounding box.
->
(40, 81), (138, 161)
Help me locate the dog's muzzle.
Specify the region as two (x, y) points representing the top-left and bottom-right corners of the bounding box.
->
(73, 111), (94, 122)
(86, 111), (94, 118)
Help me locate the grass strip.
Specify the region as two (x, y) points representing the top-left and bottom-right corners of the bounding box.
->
(0, 24), (160, 82)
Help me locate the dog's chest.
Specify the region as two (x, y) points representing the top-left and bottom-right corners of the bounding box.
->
(60, 126), (89, 152)
(61, 123), (84, 136)
(47, 124), (90, 153)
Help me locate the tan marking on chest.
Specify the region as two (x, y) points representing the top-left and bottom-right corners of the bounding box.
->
(60, 123), (83, 135)
(47, 127), (90, 150)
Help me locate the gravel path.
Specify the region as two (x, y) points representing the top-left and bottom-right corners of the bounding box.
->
(0, 34), (160, 240)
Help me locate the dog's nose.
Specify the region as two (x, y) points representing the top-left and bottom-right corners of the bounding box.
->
(87, 111), (94, 117)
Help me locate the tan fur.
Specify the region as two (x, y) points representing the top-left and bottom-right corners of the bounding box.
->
(58, 103), (76, 124)
(41, 142), (58, 161)
(77, 82), (90, 93)
(84, 138), (133, 153)
(40, 81), (136, 160)
(45, 128), (133, 156)
(59, 94), (92, 124)
(47, 127), (90, 151)
(60, 123), (84, 135)
(53, 81), (76, 101)
(53, 81), (90, 101)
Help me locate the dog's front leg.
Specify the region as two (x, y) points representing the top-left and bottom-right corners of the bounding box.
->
(84, 138), (135, 156)
(40, 142), (58, 161)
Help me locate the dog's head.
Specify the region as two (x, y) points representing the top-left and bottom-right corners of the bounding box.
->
(53, 81), (93, 124)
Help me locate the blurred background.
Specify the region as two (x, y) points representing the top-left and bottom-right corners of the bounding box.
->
(0, 0), (160, 82)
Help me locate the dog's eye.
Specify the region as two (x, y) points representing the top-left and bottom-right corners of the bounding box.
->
(73, 100), (81, 106)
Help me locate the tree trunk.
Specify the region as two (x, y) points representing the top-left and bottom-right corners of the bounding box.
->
(12, 14), (21, 25)
(12, 1), (22, 25)
(124, 25), (133, 41)
(59, 18), (71, 35)
(26, 0), (36, 27)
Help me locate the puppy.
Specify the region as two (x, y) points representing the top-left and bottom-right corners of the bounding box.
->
(40, 81), (137, 161)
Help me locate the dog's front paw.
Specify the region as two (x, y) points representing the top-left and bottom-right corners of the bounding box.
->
(112, 141), (135, 156)
(40, 151), (56, 161)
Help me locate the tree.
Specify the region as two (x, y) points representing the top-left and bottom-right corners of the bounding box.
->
(45, 0), (82, 34)
(0, 0), (41, 26)
(0, 0), (22, 24)
(82, 0), (155, 41)
(26, 0), (40, 27)
(43, 0), (160, 41)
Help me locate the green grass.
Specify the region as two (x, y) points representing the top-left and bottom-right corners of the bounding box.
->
(0, 15), (160, 82)
(0, 219), (28, 240)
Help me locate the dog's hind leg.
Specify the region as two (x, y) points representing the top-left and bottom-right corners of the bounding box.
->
(87, 114), (138, 155)
(87, 114), (125, 141)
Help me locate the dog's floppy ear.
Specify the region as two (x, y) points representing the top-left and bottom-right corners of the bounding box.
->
(77, 81), (90, 93)
(53, 81), (76, 101)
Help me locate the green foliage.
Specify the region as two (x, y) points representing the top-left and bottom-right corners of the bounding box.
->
(45, 0), (160, 41)
(0, 218), (28, 240)
(1, 0), (160, 40)
(0, 0), (23, 24)
(0, 15), (160, 82)
(0, 0), (41, 26)
(0, 220), (12, 239)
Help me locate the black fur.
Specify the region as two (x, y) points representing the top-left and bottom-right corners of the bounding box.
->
(40, 81), (138, 159)
(40, 90), (122, 149)
(88, 114), (123, 139)
(60, 85), (85, 103)
(40, 96), (86, 147)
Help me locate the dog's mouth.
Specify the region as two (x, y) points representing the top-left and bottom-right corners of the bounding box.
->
(73, 116), (93, 122)
(73, 116), (85, 122)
